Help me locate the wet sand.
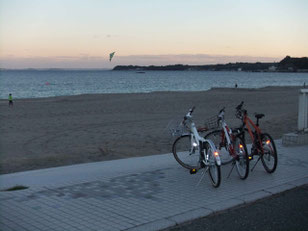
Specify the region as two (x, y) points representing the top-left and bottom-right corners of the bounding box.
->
(0, 86), (301, 174)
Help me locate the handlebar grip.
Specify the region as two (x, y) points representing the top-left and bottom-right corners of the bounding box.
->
(236, 101), (244, 110)
(190, 106), (196, 113)
(219, 107), (225, 114)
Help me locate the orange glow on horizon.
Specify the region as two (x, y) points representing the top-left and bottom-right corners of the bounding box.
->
(1, 0), (307, 68)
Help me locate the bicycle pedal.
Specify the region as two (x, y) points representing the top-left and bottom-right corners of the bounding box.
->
(248, 155), (253, 160)
(190, 169), (198, 174)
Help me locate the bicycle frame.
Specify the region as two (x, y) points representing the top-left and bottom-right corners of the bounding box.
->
(242, 113), (264, 156)
(217, 110), (242, 158)
(234, 101), (277, 173)
(220, 118), (236, 156)
(185, 114), (221, 166)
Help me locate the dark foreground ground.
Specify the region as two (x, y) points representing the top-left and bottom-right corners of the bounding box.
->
(165, 184), (308, 231)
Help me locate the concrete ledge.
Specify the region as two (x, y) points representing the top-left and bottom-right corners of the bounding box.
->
(287, 177), (308, 187)
(204, 198), (244, 213)
(125, 219), (176, 231)
(168, 208), (213, 225)
(282, 132), (308, 146)
(263, 183), (296, 195)
(235, 190), (272, 204)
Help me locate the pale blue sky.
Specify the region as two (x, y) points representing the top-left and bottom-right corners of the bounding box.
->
(0, 0), (307, 68)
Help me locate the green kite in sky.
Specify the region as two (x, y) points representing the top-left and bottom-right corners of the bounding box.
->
(109, 52), (115, 62)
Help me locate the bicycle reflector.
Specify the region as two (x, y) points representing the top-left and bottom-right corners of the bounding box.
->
(190, 169), (197, 174)
(266, 140), (271, 145)
(214, 151), (219, 157)
(193, 142), (198, 147)
(239, 144), (243, 149)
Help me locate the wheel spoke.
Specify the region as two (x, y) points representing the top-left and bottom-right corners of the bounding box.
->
(172, 135), (201, 169)
(260, 133), (278, 173)
(234, 136), (249, 179)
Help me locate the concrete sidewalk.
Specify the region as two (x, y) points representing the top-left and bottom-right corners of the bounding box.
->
(0, 140), (308, 231)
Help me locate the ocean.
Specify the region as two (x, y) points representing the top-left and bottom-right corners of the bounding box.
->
(1, 69), (308, 99)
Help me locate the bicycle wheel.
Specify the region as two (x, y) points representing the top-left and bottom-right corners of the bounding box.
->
(234, 136), (249, 179)
(204, 130), (232, 165)
(205, 142), (221, 188)
(260, 133), (278, 173)
(172, 135), (200, 170)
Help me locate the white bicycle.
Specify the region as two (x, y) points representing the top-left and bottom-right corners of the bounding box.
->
(172, 107), (221, 188)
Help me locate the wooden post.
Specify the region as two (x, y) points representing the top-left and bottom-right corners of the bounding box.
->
(298, 89), (308, 131)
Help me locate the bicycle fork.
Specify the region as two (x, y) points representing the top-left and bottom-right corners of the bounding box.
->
(189, 144), (210, 186)
(196, 141), (221, 186)
(250, 136), (264, 172)
(197, 147), (210, 186)
(226, 139), (245, 178)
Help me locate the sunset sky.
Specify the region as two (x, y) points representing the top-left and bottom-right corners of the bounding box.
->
(0, 0), (307, 68)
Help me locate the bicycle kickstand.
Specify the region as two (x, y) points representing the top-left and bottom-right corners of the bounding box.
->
(227, 161), (236, 178)
(196, 167), (209, 187)
(251, 156), (261, 172)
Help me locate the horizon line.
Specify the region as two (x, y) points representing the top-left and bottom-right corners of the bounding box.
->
(0, 60), (282, 71)
(0, 53), (285, 69)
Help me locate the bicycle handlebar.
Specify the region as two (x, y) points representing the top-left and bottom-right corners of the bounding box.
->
(218, 107), (225, 121)
(183, 106), (196, 121)
(189, 106), (195, 114)
(219, 107), (225, 114)
(236, 101), (244, 111)
(235, 101), (247, 120)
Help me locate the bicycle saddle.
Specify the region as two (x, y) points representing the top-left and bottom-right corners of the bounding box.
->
(255, 113), (265, 119)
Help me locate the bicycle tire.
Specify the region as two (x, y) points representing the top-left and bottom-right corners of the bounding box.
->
(205, 142), (221, 188)
(260, 133), (278, 173)
(234, 136), (249, 179)
(172, 135), (201, 170)
(204, 130), (232, 165)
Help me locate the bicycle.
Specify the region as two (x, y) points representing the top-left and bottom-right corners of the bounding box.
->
(204, 107), (249, 179)
(235, 101), (278, 173)
(172, 107), (221, 188)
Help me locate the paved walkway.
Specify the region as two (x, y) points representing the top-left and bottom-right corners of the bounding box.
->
(0, 140), (308, 231)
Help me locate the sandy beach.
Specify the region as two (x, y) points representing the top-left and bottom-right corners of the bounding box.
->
(0, 86), (301, 174)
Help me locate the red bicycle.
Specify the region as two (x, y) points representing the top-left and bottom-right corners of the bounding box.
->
(204, 107), (249, 179)
(235, 101), (278, 173)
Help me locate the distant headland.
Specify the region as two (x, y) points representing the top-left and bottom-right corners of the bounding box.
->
(113, 56), (308, 72)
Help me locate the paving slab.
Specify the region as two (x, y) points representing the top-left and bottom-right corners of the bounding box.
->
(263, 183), (297, 194)
(0, 140), (308, 231)
(203, 198), (244, 213)
(167, 208), (213, 225)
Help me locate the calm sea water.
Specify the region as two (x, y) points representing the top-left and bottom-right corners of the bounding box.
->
(1, 70), (308, 99)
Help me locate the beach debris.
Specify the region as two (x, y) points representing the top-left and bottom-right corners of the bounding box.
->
(109, 52), (115, 62)
(99, 146), (110, 156)
(1, 185), (29, 191)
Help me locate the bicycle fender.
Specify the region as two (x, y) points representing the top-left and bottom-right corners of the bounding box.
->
(205, 139), (221, 166)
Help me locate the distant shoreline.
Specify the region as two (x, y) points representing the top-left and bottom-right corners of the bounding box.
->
(1, 56), (307, 72)
(0, 85), (305, 101)
(113, 56), (308, 72)
(1, 69), (307, 73)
